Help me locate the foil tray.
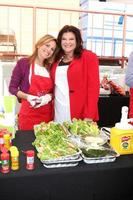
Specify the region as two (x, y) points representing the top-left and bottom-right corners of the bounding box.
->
(42, 156), (82, 168)
(36, 148), (82, 166)
(82, 154), (116, 164)
(43, 162), (79, 168)
(81, 149), (119, 164)
(42, 156), (82, 164)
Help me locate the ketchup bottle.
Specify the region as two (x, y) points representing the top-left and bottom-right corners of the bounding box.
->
(25, 150), (35, 170)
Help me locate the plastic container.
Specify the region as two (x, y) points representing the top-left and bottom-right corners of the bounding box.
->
(110, 106), (133, 155)
(10, 146), (19, 170)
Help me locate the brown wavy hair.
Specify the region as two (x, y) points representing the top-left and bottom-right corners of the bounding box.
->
(28, 34), (57, 70)
(55, 25), (83, 61)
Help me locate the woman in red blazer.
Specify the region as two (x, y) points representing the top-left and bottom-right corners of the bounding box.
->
(129, 88), (133, 118)
(51, 25), (100, 123)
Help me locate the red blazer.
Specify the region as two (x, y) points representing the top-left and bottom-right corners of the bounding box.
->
(51, 49), (100, 121)
(129, 88), (133, 118)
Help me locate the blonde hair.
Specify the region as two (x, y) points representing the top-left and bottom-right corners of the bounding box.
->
(28, 34), (57, 70)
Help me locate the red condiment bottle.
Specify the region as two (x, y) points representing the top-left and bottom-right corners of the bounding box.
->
(0, 147), (10, 173)
(0, 132), (4, 147)
(0, 129), (8, 148)
(26, 150), (35, 170)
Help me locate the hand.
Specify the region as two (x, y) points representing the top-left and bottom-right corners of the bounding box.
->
(84, 118), (93, 122)
(27, 95), (40, 107)
(34, 94), (52, 108)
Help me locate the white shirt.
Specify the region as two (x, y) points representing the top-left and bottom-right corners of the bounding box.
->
(29, 63), (50, 83)
(54, 64), (71, 123)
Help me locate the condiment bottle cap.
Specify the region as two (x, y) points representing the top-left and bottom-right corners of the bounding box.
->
(26, 150), (35, 156)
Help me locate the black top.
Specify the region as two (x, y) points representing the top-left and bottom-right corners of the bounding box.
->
(59, 60), (71, 66)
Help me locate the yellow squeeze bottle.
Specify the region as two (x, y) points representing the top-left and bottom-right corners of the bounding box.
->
(3, 133), (11, 150)
(110, 106), (133, 155)
(10, 146), (19, 170)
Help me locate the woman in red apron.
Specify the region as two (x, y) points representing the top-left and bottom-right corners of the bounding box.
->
(9, 34), (57, 130)
(18, 62), (54, 130)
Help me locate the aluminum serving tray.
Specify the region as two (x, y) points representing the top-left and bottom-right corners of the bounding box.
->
(41, 150), (82, 164)
(43, 157), (82, 168)
(43, 162), (78, 168)
(82, 154), (116, 164)
(81, 149), (119, 164)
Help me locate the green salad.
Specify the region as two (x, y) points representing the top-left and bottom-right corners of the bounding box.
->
(63, 118), (99, 136)
(33, 122), (78, 161)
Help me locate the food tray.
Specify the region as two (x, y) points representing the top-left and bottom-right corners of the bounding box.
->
(43, 162), (78, 168)
(43, 157), (82, 168)
(62, 123), (108, 147)
(67, 133), (108, 149)
(82, 154), (117, 164)
(81, 148), (119, 164)
(41, 151), (82, 164)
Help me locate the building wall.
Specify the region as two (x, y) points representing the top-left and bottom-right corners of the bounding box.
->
(0, 1), (80, 55)
(108, 0), (133, 4)
(0, 0), (80, 9)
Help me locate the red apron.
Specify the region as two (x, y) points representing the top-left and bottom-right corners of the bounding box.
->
(18, 63), (53, 130)
(129, 88), (133, 118)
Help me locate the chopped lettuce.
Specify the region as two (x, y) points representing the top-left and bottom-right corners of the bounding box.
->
(32, 121), (78, 161)
(63, 118), (99, 136)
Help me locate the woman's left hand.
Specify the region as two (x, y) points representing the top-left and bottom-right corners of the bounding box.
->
(84, 118), (93, 122)
(34, 94), (52, 108)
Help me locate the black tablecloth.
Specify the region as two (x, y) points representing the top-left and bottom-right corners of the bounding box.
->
(0, 131), (133, 200)
(98, 95), (129, 127)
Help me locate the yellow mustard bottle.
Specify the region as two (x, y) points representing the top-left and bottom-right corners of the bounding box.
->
(3, 133), (11, 150)
(110, 106), (133, 155)
(10, 146), (19, 170)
